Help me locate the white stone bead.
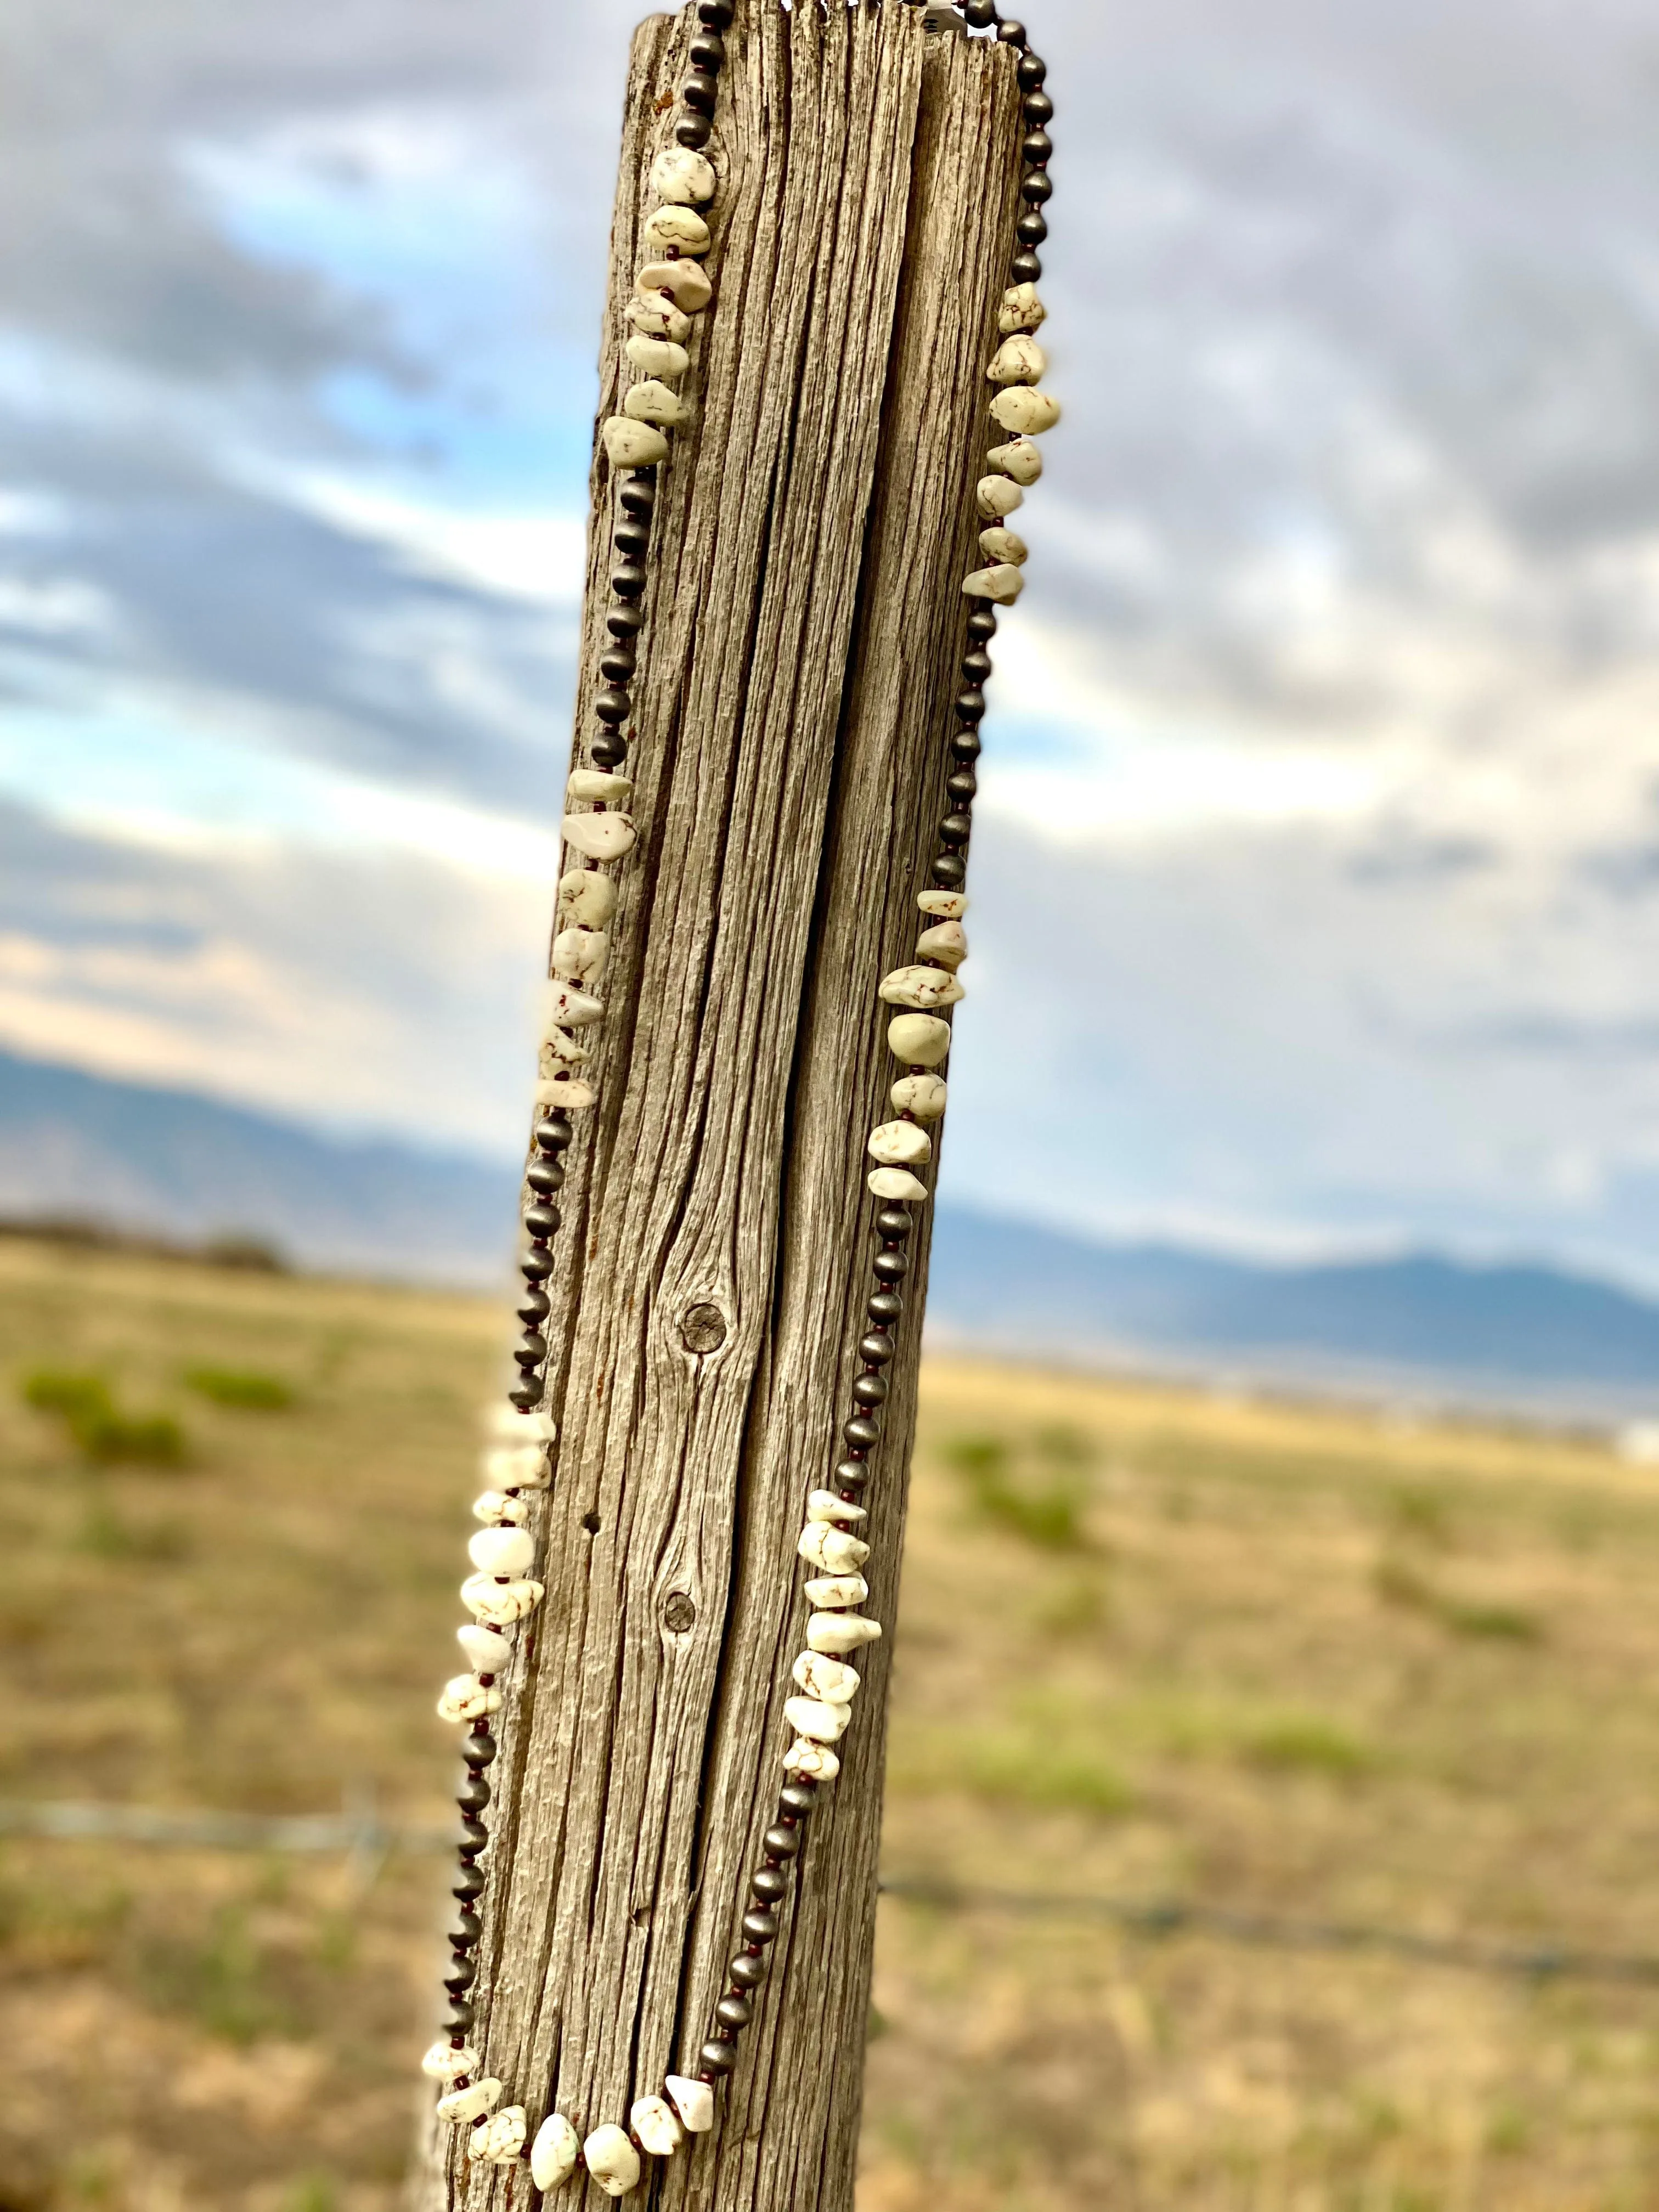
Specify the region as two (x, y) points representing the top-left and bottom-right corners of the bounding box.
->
(557, 868), (618, 929)
(531, 2113), (581, 2191)
(584, 2124), (642, 2196)
(642, 204), (711, 256)
(979, 526), (1027, 565)
(541, 1032), (590, 1076)
(630, 2094), (684, 2157)
(486, 1406), (557, 1443)
(988, 435), (1042, 484)
(458, 1623), (513, 1673)
(469, 1525), (534, 1577)
(625, 377), (689, 427)
(887, 1012), (952, 1065)
(807, 1611), (882, 1653)
(785, 1694), (852, 1743)
(990, 386), (1061, 435)
(625, 334), (690, 380)
(437, 1673), (503, 1724)
(792, 1649), (861, 1702)
(998, 281), (1046, 334)
(806, 1489), (867, 1524)
(637, 258), (713, 312)
(868, 1120), (931, 1167)
(461, 1573), (544, 1626)
(891, 1073), (946, 1121)
(868, 1167), (928, 1202)
(437, 2079), (501, 2124)
(482, 1441), (549, 1491)
(916, 919), (968, 968)
(553, 927), (610, 985)
(473, 1489), (530, 1526)
(988, 334), (1046, 385)
(665, 2075), (716, 2132)
(806, 1572), (869, 1609)
(563, 811), (638, 862)
(626, 294), (691, 344)
(422, 2039), (478, 2080)
(568, 771), (634, 806)
(602, 417), (669, 468)
(962, 562), (1024, 603)
(650, 147), (716, 206)
(976, 474), (1023, 520)
(784, 1737), (840, 1782)
(469, 2107), (528, 2164)
(535, 1076), (597, 1113)
(798, 1521), (870, 1573)
(917, 888), (968, 917)
(880, 966), (964, 1011)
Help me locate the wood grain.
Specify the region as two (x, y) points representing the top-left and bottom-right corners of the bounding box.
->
(414, 8), (1020, 2207)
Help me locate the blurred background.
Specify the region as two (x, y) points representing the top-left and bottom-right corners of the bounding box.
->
(6, 1), (1659, 2207)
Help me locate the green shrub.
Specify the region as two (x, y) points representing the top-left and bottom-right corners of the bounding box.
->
(945, 1426), (1096, 1551)
(182, 1364), (294, 1411)
(21, 1367), (187, 1464)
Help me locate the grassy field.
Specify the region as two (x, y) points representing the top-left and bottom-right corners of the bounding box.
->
(4, 1235), (1659, 2210)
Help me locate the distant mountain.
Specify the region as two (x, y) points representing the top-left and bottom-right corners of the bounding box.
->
(3, 1046), (1659, 1414)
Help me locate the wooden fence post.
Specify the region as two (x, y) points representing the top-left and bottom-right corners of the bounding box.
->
(414, 5), (1020, 2205)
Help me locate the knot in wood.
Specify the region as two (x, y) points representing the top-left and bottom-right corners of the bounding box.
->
(680, 1301), (727, 1355)
(662, 1590), (697, 1635)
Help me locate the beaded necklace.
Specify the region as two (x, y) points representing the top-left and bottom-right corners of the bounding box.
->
(421, 0), (1058, 2190)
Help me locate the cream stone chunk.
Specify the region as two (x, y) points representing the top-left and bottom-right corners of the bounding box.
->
(880, 966), (964, 1011)
(556, 868), (618, 929)
(552, 926), (610, 984)
(568, 771), (634, 805)
(473, 1489), (529, 1525)
(979, 526), (1028, 565)
(891, 1073), (947, 1121)
(785, 1693), (853, 1743)
(535, 1076), (597, 1112)
(988, 435), (1043, 484)
(636, 258), (713, 312)
(540, 1034), (591, 1074)
(584, 2124), (642, 2196)
(917, 919), (968, 968)
(624, 334), (690, 380)
(482, 1441), (548, 1489)
(458, 1622), (512, 1672)
(868, 1120), (932, 1167)
(806, 1572), (870, 1609)
(624, 378), (689, 427)
(642, 204), (711, 255)
(649, 146), (716, 205)
(807, 1611), (882, 1653)
(436, 1673), (501, 1724)
(469, 2107), (528, 2164)
(917, 888), (968, 917)
(422, 2039), (478, 2080)
(962, 562), (1025, 603)
(798, 1521), (870, 1573)
(868, 1167), (928, 1202)
(887, 1012), (952, 1064)
(486, 1406), (557, 1443)
(806, 1489), (867, 1525)
(976, 473), (1023, 520)
(461, 1573), (544, 1626)
(625, 294), (691, 344)
(991, 386), (1062, 435)
(998, 281), (1047, 333)
(785, 1737), (840, 1781)
(531, 2114), (581, 2191)
(988, 334), (1046, 384)
(630, 2095), (684, 2157)
(469, 1525), (534, 1577)
(665, 2075), (715, 2132)
(792, 1649), (861, 1702)
(543, 975), (606, 1030)
(562, 810), (637, 862)
(437, 2079), (501, 2124)
(602, 417), (669, 468)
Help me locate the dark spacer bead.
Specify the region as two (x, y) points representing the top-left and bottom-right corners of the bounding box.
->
(997, 18), (1028, 47)
(955, 687), (987, 724)
(1023, 88), (1054, 126)
(866, 1289), (903, 1326)
(606, 602), (645, 640)
(700, 2037), (740, 2075)
(763, 1823), (802, 1859)
(449, 1910), (483, 1947)
(457, 1774), (491, 1814)
(961, 646), (992, 684)
(619, 476), (656, 518)
(453, 1864), (486, 1900)
(741, 1908), (780, 1945)
(443, 1955), (478, 1994)
(690, 30), (726, 70)
(952, 730), (983, 764)
(515, 1286), (551, 1325)
(729, 1949), (769, 1988)
(523, 1202), (561, 1239)
(716, 1993), (754, 2030)
(676, 112), (713, 149)
(535, 1114), (573, 1152)
(444, 1997), (477, 2032)
(697, 0), (734, 24)
(599, 645), (637, 685)
(509, 1372), (547, 1401)
(611, 560), (648, 600)
(932, 851), (968, 889)
(751, 1864), (789, 1903)
(456, 1814), (489, 1851)
(966, 606), (998, 641)
(834, 1460), (870, 1493)
(1016, 211), (1048, 247)
(613, 517), (650, 559)
(964, 0), (996, 22)
(852, 1372), (888, 1409)
(1022, 170), (1053, 206)
(524, 1156), (565, 1198)
(463, 1731), (498, 1769)
(947, 769), (978, 803)
(1017, 49), (1047, 89)
(873, 1247), (911, 1283)
(1010, 247), (1043, 284)
(512, 1333), (548, 1370)
(877, 1204), (912, 1239)
(1022, 128), (1053, 165)
(590, 731), (629, 769)
(778, 1779), (818, 1816)
(859, 1331), (895, 1366)
(594, 687), (632, 725)
(940, 810), (974, 843)
(682, 70), (719, 114)
(844, 1414), (882, 1450)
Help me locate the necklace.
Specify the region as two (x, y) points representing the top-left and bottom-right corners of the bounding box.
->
(421, 0), (1058, 2190)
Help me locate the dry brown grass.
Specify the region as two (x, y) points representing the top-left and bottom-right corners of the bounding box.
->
(4, 1238), (1659, 2210)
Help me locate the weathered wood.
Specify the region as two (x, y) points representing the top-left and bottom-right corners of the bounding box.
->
(416, 7), (1019, 2207)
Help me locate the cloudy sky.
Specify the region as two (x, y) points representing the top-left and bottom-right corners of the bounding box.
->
(7, 0), (1659, 1279)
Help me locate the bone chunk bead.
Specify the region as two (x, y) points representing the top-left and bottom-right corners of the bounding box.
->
(602, 417), (669, 468)
(473, 1489), (529, 1526)
(486, 1406), (557, 1443)
(557, 867), (618, 928)
(998, 281), (1047, 333)
(807, 1611), (882, 1653)
(437, 1673), (502, 1724)
(469, 2107), (528, 2164)
(458, 1622), (512, 1672)
(584, 2124), (642, 2196)
(988, 334), (1047, 385)
(626, 294), (691, 344)
(792, 1649), (861, 1702)
(807, 1489), (867, 1524)
(567, 771), (633, 805)
(888, 1012), (952, 1064)
(531, 2114), (580, 2190)
(785, 1694), (853, 1743)
(979, 526), (1028, 565)
(624, 334), (690, 380)
(868, 1120), (932, 1167)
(988, 435), (1043, 484)
(976, 474), (1023, 520)
(991, 386), (1062, 435)
(917, 919), (968, 968)
(962, 562), (1025, 603)
(650, 146), (716, 205)
(437, 2079), (501, 2124)
(469, 1525), (534, 1576)
(637, 258), (713, 312)
(461, 1573), (544, 1626)
(552, 927), (609, 985)
(540, 1034), (590, 1075)
(482, 1441), (548, 1490)
(881, 966), (964, 1011)
(624, 377), (689, 427)
(785, 1737), (841, 1781)
(798, 1521), (871, 1573)
(918, 888), (968, 917)
(891, 1073), (946, 1121)
(806, 1572), (870, 1609)
(665, 2076), (715, 2132)
(422, 2039), (479, 2080)
(631, 2095), (684, 2157)
(562, 811), (637, 862)
(642, 204), (710, 255)
(534, 1075), (597, 1113)
(868, 1167), (928, 1202)
(540, 969), (605, 1025)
